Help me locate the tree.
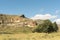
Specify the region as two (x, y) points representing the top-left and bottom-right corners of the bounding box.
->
(33, 20), (58, 33)
(20, 14), (26, 18)
(53, 22), (58, 32)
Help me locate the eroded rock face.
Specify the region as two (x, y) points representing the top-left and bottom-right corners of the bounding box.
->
(0, 14), (37, 27)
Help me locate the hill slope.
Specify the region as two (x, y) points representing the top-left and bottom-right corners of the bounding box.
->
(0, 14), (37, 33)
(0, 14), (59, 33)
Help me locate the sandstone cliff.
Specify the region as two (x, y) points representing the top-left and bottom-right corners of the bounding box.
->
(0, 14), (37, 27)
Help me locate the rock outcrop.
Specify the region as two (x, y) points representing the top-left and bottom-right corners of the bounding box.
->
(0, 14), (37, 27)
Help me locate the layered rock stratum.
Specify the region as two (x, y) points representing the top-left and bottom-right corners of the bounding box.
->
(0, 14), (37, 27)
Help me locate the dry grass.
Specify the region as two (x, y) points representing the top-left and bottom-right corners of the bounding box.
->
(0, 32), (60, 40)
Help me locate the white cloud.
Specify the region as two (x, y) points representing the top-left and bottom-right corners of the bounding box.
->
(31, 14), (57, 20)
(53, 19), (60, 24)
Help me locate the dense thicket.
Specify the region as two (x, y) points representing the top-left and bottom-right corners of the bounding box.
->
(33, 20), (58, 33)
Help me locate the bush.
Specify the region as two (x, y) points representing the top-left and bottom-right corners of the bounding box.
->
(33, 20), (58, 33)
(53, 22), (58, 32)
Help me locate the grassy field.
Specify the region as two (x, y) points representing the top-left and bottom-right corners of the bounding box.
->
(0, 32), (60, 40)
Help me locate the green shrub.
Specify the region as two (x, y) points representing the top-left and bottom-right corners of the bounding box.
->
(53, 22), (58, 32)
(33, 20), (58, 33)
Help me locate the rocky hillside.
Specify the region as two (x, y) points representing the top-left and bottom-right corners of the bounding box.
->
(0, 14), (37, 27)
(0, 14), (58, 33)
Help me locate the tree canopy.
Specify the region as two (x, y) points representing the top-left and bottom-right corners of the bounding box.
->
(33, 20), (58, 33)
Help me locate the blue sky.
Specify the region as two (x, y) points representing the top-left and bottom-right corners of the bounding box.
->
(0, 0), (60, 24)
